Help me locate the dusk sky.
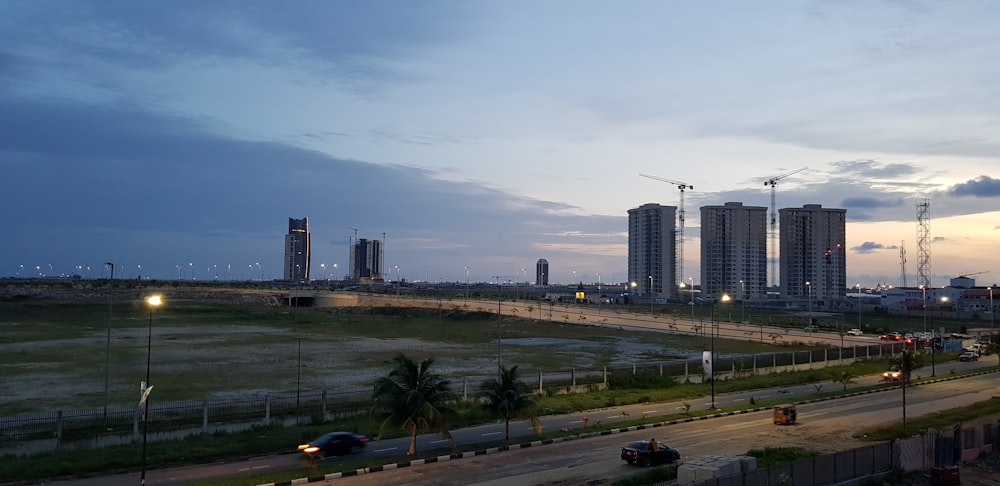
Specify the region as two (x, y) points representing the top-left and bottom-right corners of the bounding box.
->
(2, 1), (998, 288)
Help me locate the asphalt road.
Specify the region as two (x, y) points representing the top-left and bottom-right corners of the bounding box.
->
(44, 359), (997, 486)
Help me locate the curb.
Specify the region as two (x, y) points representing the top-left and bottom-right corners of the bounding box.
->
(258, 366), (1000, 486)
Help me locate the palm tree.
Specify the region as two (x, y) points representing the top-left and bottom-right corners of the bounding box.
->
(895, 349), (924, 430)
(833, 371), (856, 392)
(480, 365), (542, 440)
(371, 353), (457, 456)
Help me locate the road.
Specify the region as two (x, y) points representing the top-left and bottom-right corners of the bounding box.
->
(47, 359), (997, 486)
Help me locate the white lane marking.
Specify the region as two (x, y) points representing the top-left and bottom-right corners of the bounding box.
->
(481, 432), (503, 437)
(237, 465), (271, 472)
(374, 447), (398, 453)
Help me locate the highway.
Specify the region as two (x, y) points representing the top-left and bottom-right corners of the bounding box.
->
(49, 359), (997, 486)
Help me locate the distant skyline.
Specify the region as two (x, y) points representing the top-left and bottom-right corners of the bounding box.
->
(1, 1), (998, 288)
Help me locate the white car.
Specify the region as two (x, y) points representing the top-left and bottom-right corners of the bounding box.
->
(847, 328), (863, 336)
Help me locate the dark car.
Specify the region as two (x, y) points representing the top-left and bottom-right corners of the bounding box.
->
(959, 351), (980, 362)
(297, 431), (369, 458)
(621, 440), (681, 467)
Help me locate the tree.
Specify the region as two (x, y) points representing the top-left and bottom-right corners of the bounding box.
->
(479, 365), (542, 440)
(988, 333), (1000, 366)
(833, 371), (856, 392)
(894, 349), (924, 430)
(371, 353), (457, 456)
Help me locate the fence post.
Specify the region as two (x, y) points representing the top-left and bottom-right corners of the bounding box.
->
(773, 353), (777, 369)
(56, 411), (63, 448)
(753, 353), (757, 375)
(632, 363), (636, 375)
(264, 393), (271, 426)
(572, 368), (576, 387)
(603, 366), (607, 386)
(539, 369), (543, 393)
(792, 351), (796, 370)
(463, 377), (468, 401)
(659, 363), (663, 376)
(202, 401), (208, 435)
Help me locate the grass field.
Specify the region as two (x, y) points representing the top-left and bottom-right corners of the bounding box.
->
(0, 295), (812, 415)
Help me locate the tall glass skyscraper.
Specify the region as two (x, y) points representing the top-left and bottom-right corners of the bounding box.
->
(284, 217), (311, 281)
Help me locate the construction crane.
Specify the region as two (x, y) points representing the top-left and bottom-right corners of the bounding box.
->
(956, 271), (989, 279)
(639, 173), (693, 290)
(764, 166), (807, 288)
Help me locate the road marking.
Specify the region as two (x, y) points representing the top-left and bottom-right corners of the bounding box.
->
(481, 432), (503, 437)
(237, 465), (271, 472)
(374, 447), (398, 453)
(430, 439), (452, 444)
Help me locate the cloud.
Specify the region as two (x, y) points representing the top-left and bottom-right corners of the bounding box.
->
(840, 196), (905, 210)
(851, 241), (899, 254)
(949, 176), (1000, 198)
(831, 160), (918, 179)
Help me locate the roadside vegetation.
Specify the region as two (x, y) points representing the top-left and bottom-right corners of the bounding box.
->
(2, 352), (995, 485)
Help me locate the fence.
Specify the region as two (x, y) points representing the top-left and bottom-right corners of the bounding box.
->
(0, 342), (908, 455)
(679, 418), (999, 485)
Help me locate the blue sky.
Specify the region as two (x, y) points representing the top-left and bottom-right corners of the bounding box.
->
(2, 1), (998, 287)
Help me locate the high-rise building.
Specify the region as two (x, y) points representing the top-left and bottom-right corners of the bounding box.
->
(779, 204), (847, 305)
(536, 259), (549, 286)
(628, 203), (677, 300)
(700, 202), (768, 302)
(349, 238), (383, 282)
(284, 217), (311, 281)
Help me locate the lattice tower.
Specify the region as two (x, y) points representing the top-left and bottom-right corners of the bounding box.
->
(899, 240), (907, 288)
(916, 199), (931, 289)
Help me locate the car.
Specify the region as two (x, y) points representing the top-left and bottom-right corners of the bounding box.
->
(959, 351), (980, 362)
(621, 440), (681, 467)
(803, 325), (819, 333)
(297, 431), (369, 458)
(951, 332), (971, 339)
(847, 328), (863, 336)
(879, 332), (902, 341)
(882, 366), (902, 381)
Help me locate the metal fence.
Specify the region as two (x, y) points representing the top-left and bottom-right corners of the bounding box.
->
(0, 342), (906, 454)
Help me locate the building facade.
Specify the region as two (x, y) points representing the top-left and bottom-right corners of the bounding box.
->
(628, 203), (677, 300)
(349, 238), (383, 283)
(779, 204), (847, 305)
(700, 202), (768, 302)
(283, 217), (311, 281)
(536, 259), (549, 286)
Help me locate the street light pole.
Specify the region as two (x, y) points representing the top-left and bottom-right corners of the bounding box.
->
(921, 285), (927, 334)
(739, 279), (745, 323)
(857, 283), (862, 330)
(689, 277), (695, 321)
(806, 281), (812, 325)
(710, 293), (731, 410)
(103, 262), (114, 418)
(649, 275), (654, 314)
(141, 294), (162, 486)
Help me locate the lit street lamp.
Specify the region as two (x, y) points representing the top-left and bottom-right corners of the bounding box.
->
(856, 283), (862, 330)
(739, 279), (745, 323)
(806, 281), (812, 325)
(710, 293), (732, 410)
(140, 294), (163, 486)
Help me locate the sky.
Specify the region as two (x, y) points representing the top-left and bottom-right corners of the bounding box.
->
(2, 1), (998, 288)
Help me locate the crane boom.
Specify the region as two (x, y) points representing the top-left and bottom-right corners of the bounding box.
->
(763, 166), (807, 289)
(639, 173), (693, 296)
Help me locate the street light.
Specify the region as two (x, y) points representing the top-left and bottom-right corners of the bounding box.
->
(990, 286), (995, 332)
(649, 275), (654, 314)
(856, 283), (862, 330)
(103, 262), (115, 418)
(629, 281), (637, 312)
(140, 294), (162, 486)
(806, 281), (812, 325)
(710, 293), (732, 410)
(920, 285), (927, 334)
(689, 277), (695, 321)
(739, 279), (745, 323)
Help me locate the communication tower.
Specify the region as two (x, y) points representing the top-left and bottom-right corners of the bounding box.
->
(916, 199), (931, 289)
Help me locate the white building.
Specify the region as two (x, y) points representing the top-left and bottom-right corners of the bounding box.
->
(628, 203), (677, 300)
(700, 202), (767, 302)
